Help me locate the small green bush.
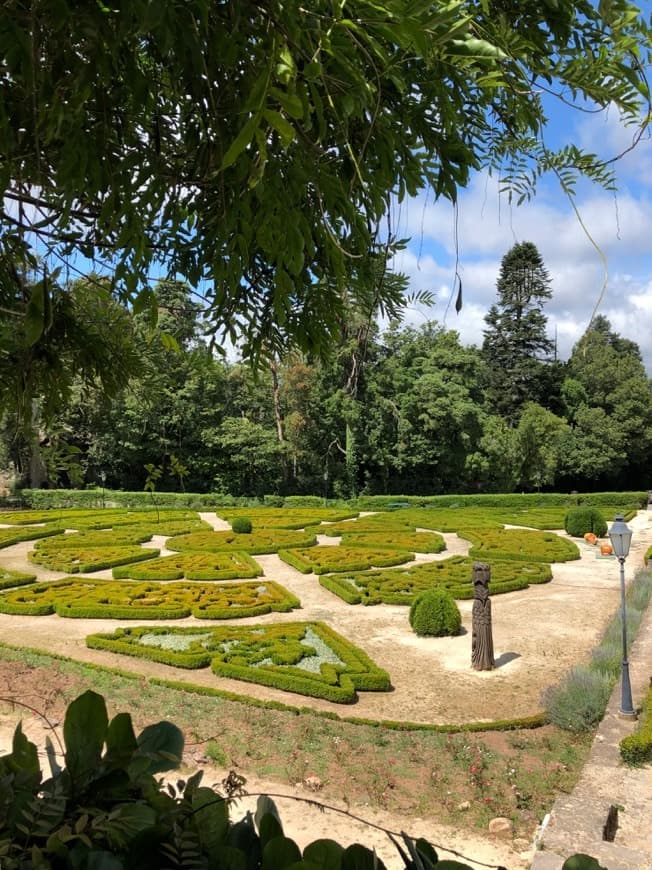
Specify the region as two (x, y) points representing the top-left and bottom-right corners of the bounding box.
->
(544, 665), (612, 732)
(231, 516), (252, 534)
(620, 685), (652, 765)
(564, 507), (607, 538)
(408, 589), (461, 637)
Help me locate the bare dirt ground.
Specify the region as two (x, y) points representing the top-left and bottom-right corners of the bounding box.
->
(0, 510), (650, 868)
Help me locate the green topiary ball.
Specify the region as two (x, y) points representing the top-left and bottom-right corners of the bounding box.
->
(564, 507), (607, 538)
(231, 517), (252, 534)
(409, 589), (461, 637)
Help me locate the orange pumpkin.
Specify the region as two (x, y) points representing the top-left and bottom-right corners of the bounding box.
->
(584, 533), (597, 545)
(600, 543), (613, 556)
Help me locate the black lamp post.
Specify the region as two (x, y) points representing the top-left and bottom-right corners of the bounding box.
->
(608, 514), (636, 719)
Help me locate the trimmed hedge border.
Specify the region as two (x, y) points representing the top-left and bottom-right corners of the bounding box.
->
(0, 640), (548, 732)
(341, 531), (446, 554)
(0, 570), (36, 590)
(463, 527), (580, 563)
(279, 545), (414, 575)
(0, 524), (64, 549)
(620, 684), (652, 765)
(166, 529), (317, 554)
(112, 551), (263, 581)
(319, 557), (552, 604)
(86, 622), (391, 704)
(0, 578), (299, 619)
(29, 545), (160, 574)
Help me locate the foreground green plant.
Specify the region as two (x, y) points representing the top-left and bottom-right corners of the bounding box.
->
(0, 690), (604, 870)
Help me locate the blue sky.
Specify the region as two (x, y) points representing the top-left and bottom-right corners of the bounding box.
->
(390, 77), (652, 374)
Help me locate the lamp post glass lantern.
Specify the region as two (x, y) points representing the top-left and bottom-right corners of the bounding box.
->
(608, 514), (636, 718)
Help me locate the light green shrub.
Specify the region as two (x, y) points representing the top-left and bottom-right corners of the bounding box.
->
(231, 516), (252, 534)
(409, 589), (461, 637)
(564, 507), (608, 538)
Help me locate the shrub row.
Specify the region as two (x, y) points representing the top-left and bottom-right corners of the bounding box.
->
(279, 545), (414, 575)
(620, 684), (652, 765)
(112, 551), (263, 581)
(166, 528), (317, 554)
(33, 529), (154, 549)
(29, 545), (160, 574)
(318, 557), (552, 605)
(0, 524), (64, 549)
(545, 570), (652, 732)
(0, 578), (299, 619)
(352, 491), (648, 510)
(0, 569), (36, 590)
(316, 516), (416, 536)
(341, 530), (446, 553)
(0, 507), (203, 530)
(86, 621), (390, 703)
(463, 527), (580, 563)
(217, 507), (359, 529)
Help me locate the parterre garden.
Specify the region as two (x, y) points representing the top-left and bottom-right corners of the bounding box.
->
(0, 497), (637, 709)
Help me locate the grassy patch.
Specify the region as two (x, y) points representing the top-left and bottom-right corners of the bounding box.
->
(0, 645), (591, 840)
(0, 578), (299, 619)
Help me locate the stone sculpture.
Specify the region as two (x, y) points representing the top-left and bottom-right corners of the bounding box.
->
(471, 561), (495, 671)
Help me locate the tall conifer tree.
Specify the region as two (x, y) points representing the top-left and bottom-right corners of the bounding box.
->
(481, 242), (556, 421)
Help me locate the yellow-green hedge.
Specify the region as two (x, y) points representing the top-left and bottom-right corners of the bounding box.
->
(279, 545), (414, 575)
(0, 578), (299, 619)
(620, 686), (652, 765)
(320, 556), (552, 604)
(86, 621), (390, 703)
(112, 551), (263, 581)
(166, 528), (317, 554)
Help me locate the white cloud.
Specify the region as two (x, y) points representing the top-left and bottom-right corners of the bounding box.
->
(392, 170), (652, 373)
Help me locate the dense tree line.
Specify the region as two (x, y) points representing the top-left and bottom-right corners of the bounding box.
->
(2, 245), (650, 498)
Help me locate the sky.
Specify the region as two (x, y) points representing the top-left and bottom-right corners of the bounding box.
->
(390, 93), (652, 374)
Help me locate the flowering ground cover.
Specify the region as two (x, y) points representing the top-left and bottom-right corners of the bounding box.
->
(0, 578), (299, 619)
(86, 621), (390, 702)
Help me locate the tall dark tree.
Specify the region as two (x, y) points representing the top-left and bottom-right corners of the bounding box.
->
(481, 242), (558, 421)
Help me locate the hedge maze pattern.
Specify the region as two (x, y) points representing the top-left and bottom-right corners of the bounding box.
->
(318, 557), (553, 605)
(0, 504), (588, 704)
(0, 578), (299, 619)
(86, 621), (391, 703)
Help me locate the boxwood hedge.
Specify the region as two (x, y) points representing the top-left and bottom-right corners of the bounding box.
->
(279, 545), (414, 574)
(112, 551), (263, 581)
(166, 528), (317, 554)
(86, 621), (390, 703)
(319, 556), (552, 604)
(0, 578), (299, 619)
